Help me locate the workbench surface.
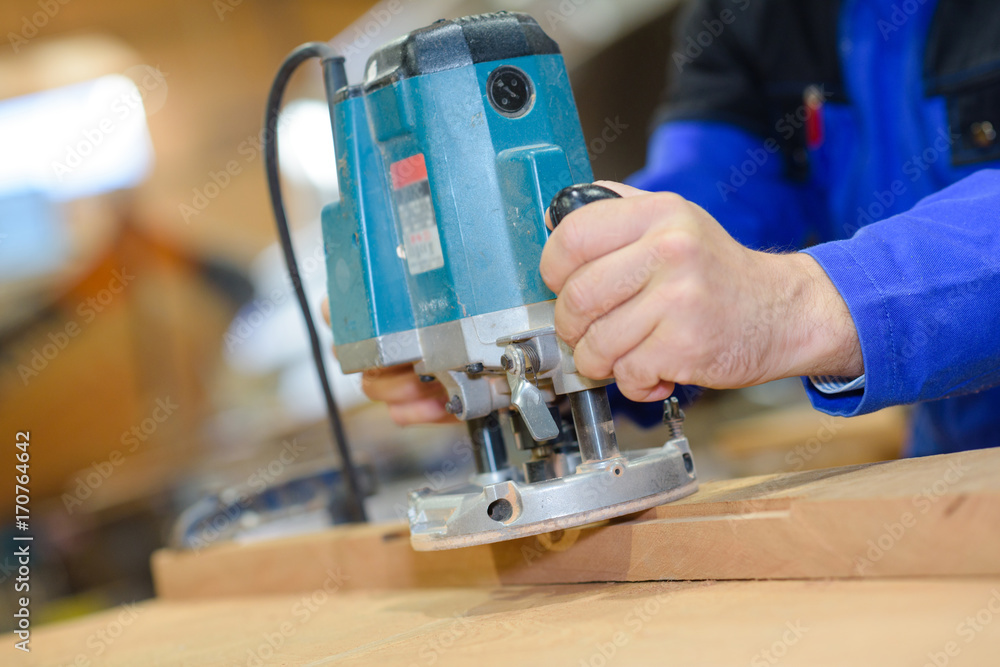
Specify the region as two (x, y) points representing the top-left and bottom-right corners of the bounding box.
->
(17, 577), (1000, 666)
(14, 448), (1000, 666)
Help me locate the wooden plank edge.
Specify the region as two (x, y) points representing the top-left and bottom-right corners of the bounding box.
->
(153, 448), (1000, 599)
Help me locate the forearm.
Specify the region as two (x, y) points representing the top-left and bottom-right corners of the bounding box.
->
(764, 252), (863, 380)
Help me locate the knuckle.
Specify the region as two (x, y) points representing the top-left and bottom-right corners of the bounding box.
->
(667, 341), (703, 386)
(612, 357), (639, 389)
(655, 191), (686, 211)
(563, 278), (593, 317)
(586, 319), (616, 366)
(554, 304), (580, 345)
(584, 317), (607, 352)
(574, 347), (597, 379)
(538, 248), (557, 288)
(671, 368), (695, 386)
(559, 218), (588, 260)
(575, 333), (612, 379)
(652, 228), (699, 262)
(553, 310), (571, 344)
(639, 191), (685, 224)
(580, 352), (609, 380)
(666, 282), (703, 315)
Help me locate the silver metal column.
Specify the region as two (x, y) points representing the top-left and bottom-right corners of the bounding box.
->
(468, 413), (508, 474)
(568, 388), (620, 463)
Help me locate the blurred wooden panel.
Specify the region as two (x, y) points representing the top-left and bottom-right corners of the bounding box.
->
(0, 223), (234, 513)
(714, 405), (907, 476)
(0, 34), (142, 98)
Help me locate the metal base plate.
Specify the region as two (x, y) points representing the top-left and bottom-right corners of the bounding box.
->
(407, 438), (698, 550)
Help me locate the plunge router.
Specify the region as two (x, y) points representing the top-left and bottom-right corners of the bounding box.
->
(270, 12), (698, 551)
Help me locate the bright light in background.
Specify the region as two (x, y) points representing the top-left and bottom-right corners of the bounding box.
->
(277, 99), (339, 196)
(224, 98), (356, 422)
(0, 73), (156, 201)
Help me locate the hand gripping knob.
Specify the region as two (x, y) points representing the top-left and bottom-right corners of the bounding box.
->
(547, 183), (622, 228)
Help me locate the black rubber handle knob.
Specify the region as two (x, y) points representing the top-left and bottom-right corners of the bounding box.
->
(548, 183), (622, 228)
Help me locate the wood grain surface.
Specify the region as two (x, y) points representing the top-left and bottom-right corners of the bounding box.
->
(152, 448), (1000, 599)
(15, 578), (1000, 666)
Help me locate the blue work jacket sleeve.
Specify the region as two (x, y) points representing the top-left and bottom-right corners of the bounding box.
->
(802, 169), (1000, 416)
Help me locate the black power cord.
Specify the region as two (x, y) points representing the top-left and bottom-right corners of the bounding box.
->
(263, 42), (367, 523)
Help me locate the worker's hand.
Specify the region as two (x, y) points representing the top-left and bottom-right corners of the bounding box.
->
(321, 298), (457, 425)
(540, 181), (863, 402)
(358, 364), (458, 425)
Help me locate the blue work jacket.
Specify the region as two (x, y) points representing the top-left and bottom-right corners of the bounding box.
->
(622, 0), (1000, 455)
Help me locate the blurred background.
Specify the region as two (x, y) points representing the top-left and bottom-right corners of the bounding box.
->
(0, 0), (906, 630)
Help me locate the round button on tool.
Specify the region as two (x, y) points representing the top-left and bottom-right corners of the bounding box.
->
(487, 65), (533, 117)
(548, 183), (622, 228)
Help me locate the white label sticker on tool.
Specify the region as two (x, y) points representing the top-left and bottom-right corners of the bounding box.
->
(391, 154), (444, 276)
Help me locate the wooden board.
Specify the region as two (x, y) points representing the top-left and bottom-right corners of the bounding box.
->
(153, 448), (1000, 599)
(14, 578), (1000, 666)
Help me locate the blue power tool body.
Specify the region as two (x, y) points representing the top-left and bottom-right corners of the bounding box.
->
(323, 14), (590, 358)
(315, 13), (697, 550)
